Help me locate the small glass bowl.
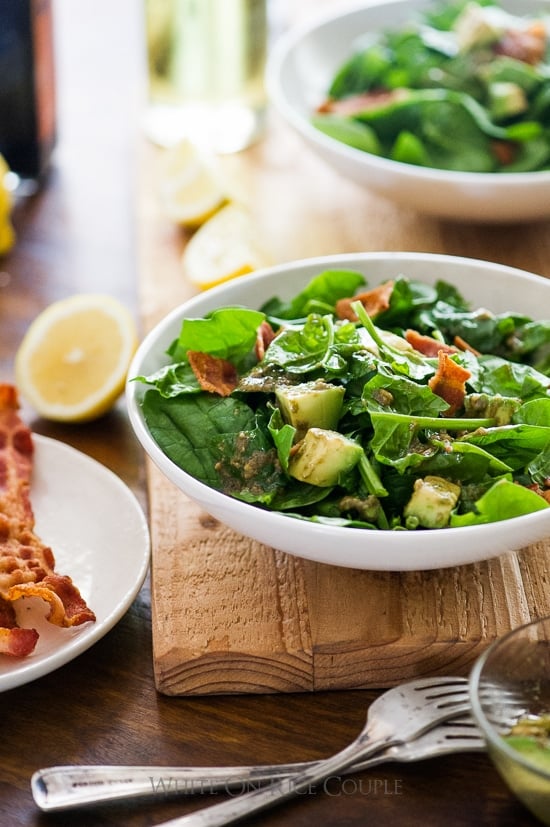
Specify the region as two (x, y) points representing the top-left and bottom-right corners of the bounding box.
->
(470, 616), (550, 825)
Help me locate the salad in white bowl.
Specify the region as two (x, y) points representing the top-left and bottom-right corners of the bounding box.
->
(313, 0), (550, 174)
(127, 253), (550, 571)
(267, 0), (550, 222)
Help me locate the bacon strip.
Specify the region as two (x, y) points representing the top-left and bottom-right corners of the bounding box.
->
(0, 595), (39, 656)
(453, 335), (481, 357)
(317, 89), (407, 116)
(0, 384), (95, 656)
(336, 281), (394, 322)
(255, 321), (276, 362)
(490, 139), (518, 167)
(495, 22), (547, 65)
(405, 329), (458, 357)
(0, 385), (34, 528)
(428, 352), (471, 416)
(187, 351), (238, 397)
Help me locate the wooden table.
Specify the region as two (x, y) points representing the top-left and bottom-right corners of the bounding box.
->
(0, 1), (548, 825)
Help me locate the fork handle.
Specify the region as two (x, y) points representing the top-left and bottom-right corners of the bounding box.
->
(151, 735), (395, 827)
(31, 762), (313, 811)
(32, 746), (396, 812)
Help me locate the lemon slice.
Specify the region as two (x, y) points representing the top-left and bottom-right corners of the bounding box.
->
(181, 202), (271, 290)
(157, 140), (228, 228)
(15, 294), (138, 422)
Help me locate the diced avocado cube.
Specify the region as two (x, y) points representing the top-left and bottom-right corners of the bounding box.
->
(288, 428), (362, 487)
(275, 381), (345, 438)
(404, 475), (461, 529)
(453, 3), (503, 51)
(489, 82), (528, 121)
(463, 393), (522, 425)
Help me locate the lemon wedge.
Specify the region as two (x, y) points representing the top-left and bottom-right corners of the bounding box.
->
(157, 139), (228, 229)
(15, 294), (138, 422)
(181, 202), (271, 290)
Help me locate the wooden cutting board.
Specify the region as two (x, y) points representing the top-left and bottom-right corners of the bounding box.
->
(136, 114), (550, 697)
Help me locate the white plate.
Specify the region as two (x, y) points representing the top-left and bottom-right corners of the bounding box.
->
(0, 436), (150, 692)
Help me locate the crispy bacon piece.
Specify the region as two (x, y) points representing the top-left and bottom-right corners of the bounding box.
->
(187, 351), (238, 397)
(490, 139), (518, 167)
(428, 352), (472, 416)
(405, 329), (458, 357)
(7, 575), (96, 627)
(255, 321), (276, 362)
(336, 281), (394, 322)
(495, 22), (547, 65)
(317, 89), (407, 116)
(528, 482), (550, 505)
(0, 384), (95, 657)
(0, 384), (34, 528)
(453, 335), (481, 357)
(0, 595), (38, 656)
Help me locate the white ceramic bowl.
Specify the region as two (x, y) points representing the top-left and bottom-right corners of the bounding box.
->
(126, 252), (550, 571)
(266, 0), (550, 223)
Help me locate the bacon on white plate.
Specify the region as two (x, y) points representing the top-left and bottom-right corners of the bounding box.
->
(0, 384), (95, 657)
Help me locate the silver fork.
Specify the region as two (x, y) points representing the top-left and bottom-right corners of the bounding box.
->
(145, 676), (474, 827)
(31, 715), (483, 812)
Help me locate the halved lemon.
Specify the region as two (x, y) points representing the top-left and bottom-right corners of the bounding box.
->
(157, 139), (228, 229)
(15, 294), (138, 422)
(181, 202), (271, 290)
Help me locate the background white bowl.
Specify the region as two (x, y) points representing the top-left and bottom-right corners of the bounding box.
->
(127, 252), (550, 571)
(266, 0), (550, 223)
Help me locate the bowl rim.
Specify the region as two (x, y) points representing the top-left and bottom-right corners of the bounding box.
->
(266, 0), (550, 186)
(126, 251), (550, 572)
(469, 615), (550, 779)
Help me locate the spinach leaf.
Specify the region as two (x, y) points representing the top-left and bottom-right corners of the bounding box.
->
(328, 40), (393, 98)
(528, 444), (550, 486)
(373, 275), (438, 328)
(459, 424), (550, 470)
(513, 399), (550, 428)
(140, 390), (258, 489)
(260, 269), (365, 320)
(264, 314), (338, 374)
(268, 406), (295, 472)
(353, 300), (435, 381)
(451, 478), (549, 526)
(363, 369), (448, 417)
(412, 302), (530, 354)
(133, 362), (201, 397)
(168, 307), (265, 363)
(421, 438), (512, 482)
(269, 483), (334, 511)
(312, 114), (382, 154)
(369, 415), (438, 473)
(478, 356), (550, 401)
(508, 320), (550, 369)
(215, 423), (286, 506)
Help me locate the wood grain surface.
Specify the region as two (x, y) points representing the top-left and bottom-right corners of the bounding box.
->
(137, 121), (550, 696)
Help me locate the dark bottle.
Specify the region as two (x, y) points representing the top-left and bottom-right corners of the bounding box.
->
(0, 0), (56, 184)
